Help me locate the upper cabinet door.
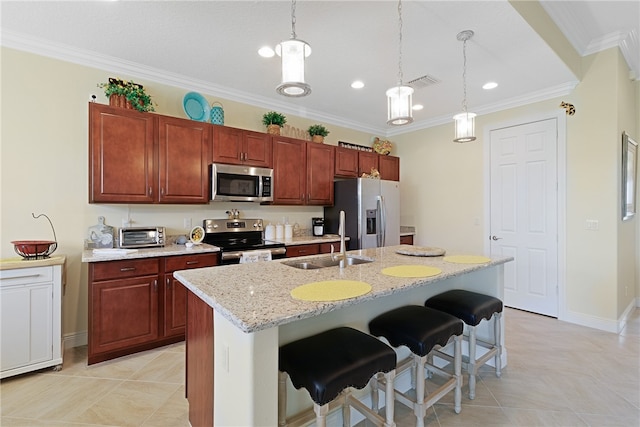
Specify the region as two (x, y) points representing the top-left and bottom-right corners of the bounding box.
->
(334, 147), (358, 178)
(378, 155), (400, 181)
(272, 136), (306, 205)
(307, 143), (335, 205)
(157, 116), (211, 204)
(89, 103), (155, 203)
(358, 151), (379, 177)
(212, 126), (272, 168)
(242, 130), (272, 168)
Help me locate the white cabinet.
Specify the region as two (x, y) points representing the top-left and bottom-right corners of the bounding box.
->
(1, 262), (64, 378)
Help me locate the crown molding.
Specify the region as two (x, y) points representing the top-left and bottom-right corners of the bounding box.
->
(1, 30), (386, 135)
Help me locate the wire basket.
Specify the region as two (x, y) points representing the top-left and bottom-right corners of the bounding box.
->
(11, 213), (58, 260)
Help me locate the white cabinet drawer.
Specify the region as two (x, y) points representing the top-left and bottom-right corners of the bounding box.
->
(0, 266), (53, 286)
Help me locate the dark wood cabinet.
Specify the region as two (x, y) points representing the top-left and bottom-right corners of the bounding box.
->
(88, 253), (217, 364)
(379, 155), (400, 181)
(319, 242), (338, 254)
(272, 136), (334, 205)
(163, 254), (218, 338)
(89, 103), (155, 203)
(400, 235), (414, 245)
(89, 103), (211, 204)
(358, 151), (379, 177)
(158, 116), (211, 203)
(335, 147), (359, 178)
(306, 143), (335, 205)
(286, 243), (321, 258)
(212, 125), (272, 168)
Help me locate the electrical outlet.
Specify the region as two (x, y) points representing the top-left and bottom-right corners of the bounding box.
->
(184, 218), (192, 229)
(585, 219), (599, 231)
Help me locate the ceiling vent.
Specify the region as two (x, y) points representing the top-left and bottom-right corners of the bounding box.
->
(407, 74), (440, 90)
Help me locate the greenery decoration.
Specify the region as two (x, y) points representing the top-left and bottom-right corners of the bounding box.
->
(262, 111), (287, 127)
(307, 124), (330, 137)
(98, 78), (155, 112)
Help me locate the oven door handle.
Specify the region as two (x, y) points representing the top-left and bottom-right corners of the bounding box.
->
(221, 247), (286, 261)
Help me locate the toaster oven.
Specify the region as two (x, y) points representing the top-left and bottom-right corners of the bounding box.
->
(119, 226), (165, 248)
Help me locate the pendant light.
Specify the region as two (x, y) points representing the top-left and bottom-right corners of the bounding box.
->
(453, 30), (476, 142)
(275, 0), (311, 97)
(386, 0), (413, 126)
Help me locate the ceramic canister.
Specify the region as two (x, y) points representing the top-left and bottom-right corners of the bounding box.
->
(210, 102), (224, 125)
(275, 223), (284, 239)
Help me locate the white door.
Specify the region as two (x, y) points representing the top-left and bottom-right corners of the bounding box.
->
(489, 118), (558, 317)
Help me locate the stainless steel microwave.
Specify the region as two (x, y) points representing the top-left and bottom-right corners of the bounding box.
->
(210, 163), (274, 203)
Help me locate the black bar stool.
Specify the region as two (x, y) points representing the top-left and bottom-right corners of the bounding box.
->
(369, 306), (464, 427)
(425, 289), (503, 399)
(278, 327), (397, 427)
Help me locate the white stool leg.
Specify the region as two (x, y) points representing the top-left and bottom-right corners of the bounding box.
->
(371, 373), (380, 412)
(494, 312), (502, 377)
(414, 354), (427, 427)
(314, 403), (329, 427)
(342, 390), (351, 427)
(453, 335), (462, 414)
(468, 325), (477, 400)
(384, 370), (396, 427)
(278, 371), (287, 427)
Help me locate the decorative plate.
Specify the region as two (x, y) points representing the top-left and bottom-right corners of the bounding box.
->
(371, 137), (392, 155)
(396, 246), (446, 257)
(183, 92), (210, 122)
(190, 226), (205, 244)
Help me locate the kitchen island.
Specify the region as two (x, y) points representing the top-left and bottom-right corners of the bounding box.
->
(174, 245), (512, 426)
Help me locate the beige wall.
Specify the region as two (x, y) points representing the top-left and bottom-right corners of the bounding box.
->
(0, 47), (375, 344)
(1, 45), (638, 343)
(395, 47), (638, 330)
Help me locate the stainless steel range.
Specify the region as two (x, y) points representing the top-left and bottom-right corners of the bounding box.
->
(202, 218), (286, 264)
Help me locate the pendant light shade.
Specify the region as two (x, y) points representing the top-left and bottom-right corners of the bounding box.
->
(453, 30), (476, 142)
(453, 112), (477, 143)
(276, 38), (311, 97)
(386, 85), (414, 126)
(386, 0), (413, 126)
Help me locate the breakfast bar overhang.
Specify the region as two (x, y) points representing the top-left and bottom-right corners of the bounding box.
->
(174, 245), (512, 426)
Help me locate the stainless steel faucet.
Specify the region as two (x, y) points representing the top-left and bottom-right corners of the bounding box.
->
(338, 210), (346, 268)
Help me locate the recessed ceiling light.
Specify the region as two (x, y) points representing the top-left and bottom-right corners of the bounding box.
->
(412, 104), (424, 111)
(351, 80), (365, 89)
(483, 81), (498, 90)
(258, 46), (275, 58)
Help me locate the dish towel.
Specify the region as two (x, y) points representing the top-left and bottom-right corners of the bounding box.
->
(240, 250), (272, 264)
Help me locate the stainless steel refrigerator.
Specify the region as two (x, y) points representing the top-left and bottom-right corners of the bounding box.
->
(324, 178), (400, 249)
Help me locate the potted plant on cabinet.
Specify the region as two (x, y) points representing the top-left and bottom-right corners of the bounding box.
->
(98, 78), (155, 112)
(307, 124), (330, 143)
(262, 111), (287, 135)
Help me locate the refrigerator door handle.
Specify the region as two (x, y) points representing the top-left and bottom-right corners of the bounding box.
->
(377, 195), (386, 247)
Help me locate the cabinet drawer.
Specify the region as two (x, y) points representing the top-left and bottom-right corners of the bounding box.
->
(0, 266), (53, 286)
(165, 253), (218, 272)
(91, 258), (159, 281)
(286, 244), (320, 258)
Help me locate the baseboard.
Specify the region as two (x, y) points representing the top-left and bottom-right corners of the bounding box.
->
(63, 331), (87, 349)
(563, 301), (637, 334)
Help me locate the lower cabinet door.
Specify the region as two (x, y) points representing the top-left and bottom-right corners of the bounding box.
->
(164, 275), (187, 337)
(90, 276), (159, 355)
(0, 283), (53, 371)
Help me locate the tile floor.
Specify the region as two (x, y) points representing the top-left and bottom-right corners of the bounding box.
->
(1, 307), (638, 427)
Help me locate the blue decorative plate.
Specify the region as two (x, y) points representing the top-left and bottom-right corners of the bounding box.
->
(183, 92), (210, 122)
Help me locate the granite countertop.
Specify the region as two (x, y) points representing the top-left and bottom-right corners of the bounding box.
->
(0, 255), (66, 271)
(82, 244), (220, 263)
(174, 245), (512, 334)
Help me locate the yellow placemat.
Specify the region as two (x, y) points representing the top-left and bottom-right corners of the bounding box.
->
(291, 280), (372, 302)
(381, 265), (442, 278)
(444, 255), (491, 264)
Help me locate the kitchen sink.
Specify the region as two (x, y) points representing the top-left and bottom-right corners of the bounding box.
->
(282, 256), (374, 270)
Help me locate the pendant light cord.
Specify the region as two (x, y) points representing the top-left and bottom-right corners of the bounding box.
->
(462, 37), (468, 114)
(290, 0), (297, 39)
(397, 0), (404, 85)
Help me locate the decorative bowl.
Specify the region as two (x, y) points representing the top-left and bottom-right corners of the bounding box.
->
(11, 240), (57, 259)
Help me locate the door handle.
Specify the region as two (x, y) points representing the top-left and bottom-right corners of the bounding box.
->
(491, 235), (503, 241)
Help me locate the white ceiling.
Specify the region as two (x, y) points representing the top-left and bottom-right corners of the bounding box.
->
(1, 1), (638, 136)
